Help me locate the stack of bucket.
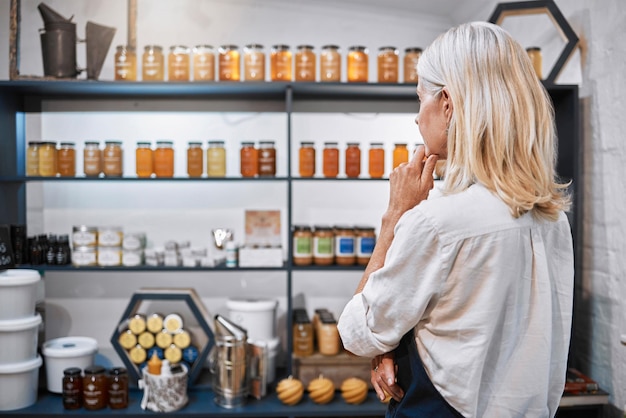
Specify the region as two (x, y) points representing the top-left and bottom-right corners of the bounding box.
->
(0, 269), (43, 411)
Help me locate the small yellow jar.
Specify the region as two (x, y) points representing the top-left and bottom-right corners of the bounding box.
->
(38, 141), (57, 177)
(142, 45), (164, 81)
(114, 45), (137, 81)
(168, 45), (191, 81)
(193, 45), (215, 81)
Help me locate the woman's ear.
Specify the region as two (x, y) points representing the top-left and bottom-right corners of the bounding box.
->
(441, 87), (454, 122)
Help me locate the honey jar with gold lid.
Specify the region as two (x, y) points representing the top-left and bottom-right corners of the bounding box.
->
(168, 45), (191, 81)
(142, 45), (164, 81)
(295, 45), (316, 81)
(347, 46), (368, 83)
(271, 44), (292, 81)
(377, 46), (399, 83)
(403, 47), (422, 83)
(320, 45), (341, 82)
(114, 45), (137, 81)
(243, 44), (265, 81)
(218, 44), (241, 81)
(193, 44), (215, 81)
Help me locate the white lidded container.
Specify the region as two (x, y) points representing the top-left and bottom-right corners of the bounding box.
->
(226, 298), (278, 341)
(41, 336), (98, 393)
(0, 314), (42, 365)
(0, 269), (40, 320)
(0, 355), (42, 411)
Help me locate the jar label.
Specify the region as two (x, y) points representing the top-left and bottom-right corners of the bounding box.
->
(99, 230), (122, 246)
(98, 249), (122, 266)
(357, 237), (375, 257)
(336, 237), (355, 256)
(73, 250), (97, 266)
(314, 237), (333, 257)
(293, 236), (312, 256)
(73, 231), (97, 247)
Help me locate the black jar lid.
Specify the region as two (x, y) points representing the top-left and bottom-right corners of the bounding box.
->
(404, 47), (423, 53)
(108, 367), (127, 376)
(84, 365), (106, 375)
(63, 367), (82, 376)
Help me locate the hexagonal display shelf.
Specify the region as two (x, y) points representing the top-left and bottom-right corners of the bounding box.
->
(488, 0), (579, 84)
(110, 287), (215, 386)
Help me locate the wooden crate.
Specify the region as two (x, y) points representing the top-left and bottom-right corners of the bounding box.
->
(292, 351), (372, 388)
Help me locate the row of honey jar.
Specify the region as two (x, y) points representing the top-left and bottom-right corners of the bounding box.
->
(292, 225), (376, 266)
(292, 308), (341, 357)
(25, 140), (278, 178)
(115, 44), (423, 83)
(62, 366), (129, 411)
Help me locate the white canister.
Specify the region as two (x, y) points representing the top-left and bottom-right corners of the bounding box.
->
(0, 355), (42, 411)
(41, 336), (98, 393)
(0, 269), (40, 320)
(226, 298), (278, 341)
(0, 314), (42, 365)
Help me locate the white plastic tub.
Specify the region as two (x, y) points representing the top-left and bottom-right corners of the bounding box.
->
(0, 314), (42, 365)
(0, 355), (42, 411)
(42, 336), (98, 393)
(0, 269), (40, 320)
(226, 298), (278, 341)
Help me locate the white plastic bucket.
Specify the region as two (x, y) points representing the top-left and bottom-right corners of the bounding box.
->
(41, 336), (98, 393)
(0, 355), (42, 411)
(0, 269), (40, 320)
(226, 298), (278, 341)
(0, 314), (42, 365)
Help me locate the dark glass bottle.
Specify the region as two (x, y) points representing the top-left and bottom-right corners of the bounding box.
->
(46, 235), (57, 265)
(29, 236), (42, 265)
(56, 234), (71, 265)
(38, 234), (49, 262)
(107, 367), (129, 409)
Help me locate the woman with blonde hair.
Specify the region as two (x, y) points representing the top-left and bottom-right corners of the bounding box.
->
(337, 21), (573, 418)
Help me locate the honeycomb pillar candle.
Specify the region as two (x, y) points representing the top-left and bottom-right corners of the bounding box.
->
(147, 351), (162, 375)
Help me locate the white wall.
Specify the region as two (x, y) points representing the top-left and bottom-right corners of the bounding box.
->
(2, 0), (625, 415)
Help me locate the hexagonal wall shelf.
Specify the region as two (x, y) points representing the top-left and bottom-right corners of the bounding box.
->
(488, 0), (579, 84)
(110, 287), (215, 386)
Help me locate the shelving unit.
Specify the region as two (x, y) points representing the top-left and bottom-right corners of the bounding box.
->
(0, 80), (580, 417)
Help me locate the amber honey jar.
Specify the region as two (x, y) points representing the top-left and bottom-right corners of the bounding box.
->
(103, 141), (123, 177)
(218, 45), (241, 81)
(368, 142), (384, 178)
(193, 45), (215, 81)
(26, 141), (40, 176)
(299, 141), (315, 177)
(347, 46), (368, 83)
(345, 142), (361, 178)
(168, 45), (191, 81)
(243, 44), (265, 81)
(240, 141), (257, 177)
(393, 143), (409, 169)
(83, 141), (102, 177)
(322, 142), (339, 178)
(293, 309), (314, 357)
(526, 47), (542, 79)
(320, 45), (341, 82)
(317, 313), (340, 356)
(377, 46), (399, 83)
(57, 142), (76, 177)
(207, 140), (226, 177)
(403, 47), (422, 83)
(187, 141), (204, 177)
(135, 142), (153, 178)
(271, 44), (292, 81)
(258, 140), (276, 176)
(154, 140), (174, 177)
(62, 367), (83, 410)
(142, 45), (164, 81)
(83, 366), (107, 410)
(295, 45), (316, 81)
(38, 141), (57, 177)
(107, 368), (128, 409)
(292, 225), (313, 266)
(114, 45), (137, 81)
(313, 226), (334, 265)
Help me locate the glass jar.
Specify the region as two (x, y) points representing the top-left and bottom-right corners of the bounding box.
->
(154, 140), (174, 177)
(318, 315), (340, 356)
(527, 47), (542, 79)
(320, 45), (341, 82)
(355, 226), (376, 265)
(347, 46), (368, 83)
(322, 142), (339, 178)
(26, 141), (40, 176)
(83, 141), (102, 177)
(103, 141), (123, 177)
(258, 140), (276, 176)
(403, 47), (422, 83)
(313, 226), (334, 265)
(114, 45), (137, 81)
(295, 45), (316, 82)
(334, 225), (356, 265)
(168, 45), (191, 81)
(187, 141), (204, 177)
(243, 44), (265, 81)
(62, 367), (83, 410)
(240, 141), (257, 177)
(393, 143), (409, 169)
(135, 142), (153, 178)
(377, 46), (399, 83)
(82, 366), (107, 410)
(271, 44), (292, 81)
(299, 141), (315, 177)
(292, 225), (313, 266)
(57, 142), (76, 177)
(207, 140), (226, 177)
(293, 313), (314, 357)
(38, 141), (57, 177)
(107, 367), (128, 409)
(193, 45), (215, 81)
(345, 142), (361, 178)
(218, 45), (241, 81)
(142, 45), (164, 81)
(368, 142), (384, 178)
